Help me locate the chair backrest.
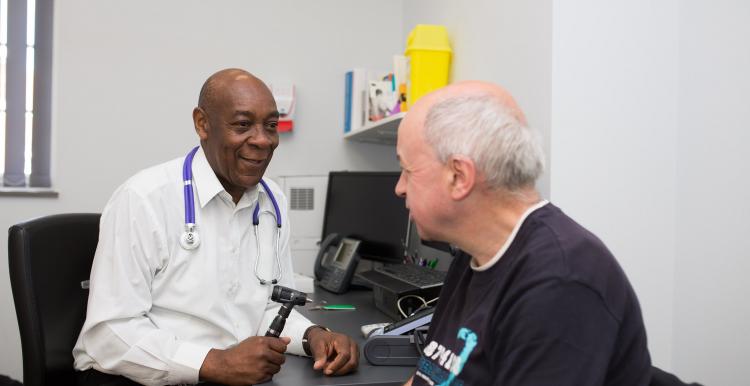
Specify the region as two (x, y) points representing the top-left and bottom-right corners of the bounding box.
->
(8, 213), (101, 386)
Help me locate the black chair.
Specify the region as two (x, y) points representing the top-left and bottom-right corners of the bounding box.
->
(8, 213), (101, 386)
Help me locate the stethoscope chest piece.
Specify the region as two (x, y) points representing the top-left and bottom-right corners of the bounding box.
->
(180, 229), (200, 250)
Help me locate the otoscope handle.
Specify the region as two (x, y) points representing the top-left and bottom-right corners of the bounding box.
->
(265, 314), (286, 337)
(265, 303), (293, 337)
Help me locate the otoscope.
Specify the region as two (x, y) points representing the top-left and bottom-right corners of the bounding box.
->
(265, 285), (313, 337)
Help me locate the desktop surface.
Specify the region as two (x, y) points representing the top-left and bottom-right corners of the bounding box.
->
(266, 288), (414, 386)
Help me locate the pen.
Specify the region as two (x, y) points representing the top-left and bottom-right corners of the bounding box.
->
(310, 304), (356, 311)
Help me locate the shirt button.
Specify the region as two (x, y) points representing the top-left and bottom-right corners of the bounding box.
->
(227, 283), (237, 296)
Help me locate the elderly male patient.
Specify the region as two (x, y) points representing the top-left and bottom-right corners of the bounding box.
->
(73, 68), (359, 386)
(396, 81), (651, 385)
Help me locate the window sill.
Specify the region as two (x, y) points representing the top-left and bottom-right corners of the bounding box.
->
(0, 187), (59, 198)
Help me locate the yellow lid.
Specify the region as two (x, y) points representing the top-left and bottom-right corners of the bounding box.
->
(405, 24), (452, 54)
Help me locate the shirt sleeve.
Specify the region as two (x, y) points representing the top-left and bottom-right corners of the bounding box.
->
(73, 185), (211, 385)
(256, 184), (314, 356)
(493, 279), (621, 386)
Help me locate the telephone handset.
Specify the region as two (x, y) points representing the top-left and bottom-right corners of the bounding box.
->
(314, 233), (341, 281)
(314, 233), (361, 294)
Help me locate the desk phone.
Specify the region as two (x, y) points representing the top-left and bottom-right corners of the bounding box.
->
(315, 234), (361, 294)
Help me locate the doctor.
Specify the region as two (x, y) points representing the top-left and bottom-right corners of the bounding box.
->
(74, 68), (359, 385)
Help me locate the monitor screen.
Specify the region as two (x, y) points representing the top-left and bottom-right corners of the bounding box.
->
(405, 219), (455, 271)
(321, 171), (409, 263)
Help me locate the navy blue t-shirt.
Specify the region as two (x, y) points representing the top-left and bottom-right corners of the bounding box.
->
(413, 203), (651, 386)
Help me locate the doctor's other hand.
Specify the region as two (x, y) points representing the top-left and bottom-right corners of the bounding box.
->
(199, 336), (290, 385)
(308, 328), (360, 375)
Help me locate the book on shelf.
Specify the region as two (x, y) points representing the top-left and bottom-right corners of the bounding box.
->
(393, 55), (408, 112)
(368, 77), (394, 122)
(344, 68), (368, 133)
(345, 67), (404, 134)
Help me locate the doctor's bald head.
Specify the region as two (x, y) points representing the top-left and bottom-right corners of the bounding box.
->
(192, 68), (279, 203)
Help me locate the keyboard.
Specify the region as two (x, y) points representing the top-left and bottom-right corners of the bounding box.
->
(375, 264), (447, 289)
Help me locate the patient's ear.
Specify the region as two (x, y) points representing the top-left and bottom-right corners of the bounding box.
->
(447, 155), (476, 201)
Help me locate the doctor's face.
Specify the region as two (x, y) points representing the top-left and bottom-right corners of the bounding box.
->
(194, 74), (279, 200)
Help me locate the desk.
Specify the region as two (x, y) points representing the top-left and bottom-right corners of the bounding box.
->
(266, 288), (415, 386)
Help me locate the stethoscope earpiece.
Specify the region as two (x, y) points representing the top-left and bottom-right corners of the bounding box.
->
(181, 146), (283, 285)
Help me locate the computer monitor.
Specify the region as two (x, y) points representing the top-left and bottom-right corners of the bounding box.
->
(321, 171), (409, 263)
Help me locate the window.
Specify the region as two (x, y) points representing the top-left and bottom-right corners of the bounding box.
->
(0, 0), (54, 192)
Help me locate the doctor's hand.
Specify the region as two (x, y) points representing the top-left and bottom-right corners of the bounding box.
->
(307, 327), (360, 375)
(199, 336), (290, 385)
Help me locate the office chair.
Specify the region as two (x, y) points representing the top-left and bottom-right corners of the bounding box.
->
(8, 213), (101, 386)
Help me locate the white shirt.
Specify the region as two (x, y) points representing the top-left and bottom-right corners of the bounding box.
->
(73, 146), (313, 385)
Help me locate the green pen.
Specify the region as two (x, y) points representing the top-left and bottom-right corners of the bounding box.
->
(322, 304), (356, 310)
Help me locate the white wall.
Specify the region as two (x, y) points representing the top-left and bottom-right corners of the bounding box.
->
(551, 0), (680, 369)
(673, 1), (750, 384)
(552, 2), (750, 384)
(401, 0), (553, 198)
(0, 0), (403, 379)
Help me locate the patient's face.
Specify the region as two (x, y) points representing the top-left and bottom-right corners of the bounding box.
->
(395, 108), (452, 242)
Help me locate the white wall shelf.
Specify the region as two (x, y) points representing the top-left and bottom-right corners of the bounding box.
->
(344, 112), (404, 145)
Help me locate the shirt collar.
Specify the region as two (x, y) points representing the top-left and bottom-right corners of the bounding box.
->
(471, 199), (550, 271)
(191, 146), (261, 208)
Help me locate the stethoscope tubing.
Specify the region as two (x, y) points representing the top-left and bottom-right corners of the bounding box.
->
(183, 146), (200, 226)
(254, 180), (282, 228)
(181, 146), (283, 284)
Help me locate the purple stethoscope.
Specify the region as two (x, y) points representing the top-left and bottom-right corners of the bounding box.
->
(180, 146), (283, 285)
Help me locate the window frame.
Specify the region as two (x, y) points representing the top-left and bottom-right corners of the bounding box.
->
(0, 0), (56, 197)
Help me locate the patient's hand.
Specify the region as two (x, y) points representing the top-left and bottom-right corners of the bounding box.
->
(307, 328), (359, 375)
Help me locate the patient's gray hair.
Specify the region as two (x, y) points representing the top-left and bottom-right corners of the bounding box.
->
(424, 95), (545, 192)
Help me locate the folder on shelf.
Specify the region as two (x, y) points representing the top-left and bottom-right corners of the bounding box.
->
(345, 72), (353, 133)
(344, 68), (368, 133)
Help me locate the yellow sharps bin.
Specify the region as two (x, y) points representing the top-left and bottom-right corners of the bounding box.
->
(405, 25), (452, 108)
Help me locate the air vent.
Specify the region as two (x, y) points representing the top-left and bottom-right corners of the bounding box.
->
(290, 187), (314, 210)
